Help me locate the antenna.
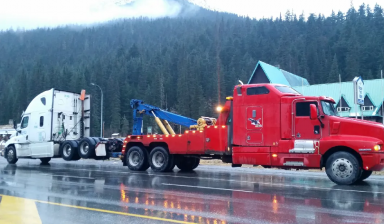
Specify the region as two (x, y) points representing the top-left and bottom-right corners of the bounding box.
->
(382, 70), (383, 124)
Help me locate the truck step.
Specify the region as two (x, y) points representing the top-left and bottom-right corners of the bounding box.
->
(84, 110), (91, 113)
(85, 127), (90, 130)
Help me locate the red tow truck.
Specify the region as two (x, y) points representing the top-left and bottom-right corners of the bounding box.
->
(122, 83), (384, 185)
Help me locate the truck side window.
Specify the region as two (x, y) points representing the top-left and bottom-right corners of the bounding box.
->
(296, 102), (318, 116)
(21, 116), (29, 129)
(41, 97), (46, 105)
(40, 116), (44, 127)
(247, 87), (269, 95)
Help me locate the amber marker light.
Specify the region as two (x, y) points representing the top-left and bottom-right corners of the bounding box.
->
(216, 106), (223, 112)
(272, 154), (277, 158)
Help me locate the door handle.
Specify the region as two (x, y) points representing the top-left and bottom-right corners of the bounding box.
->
(247, 136), (251, 140)
(26, 135), (28, 140)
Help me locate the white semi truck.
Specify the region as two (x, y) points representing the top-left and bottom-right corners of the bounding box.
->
(2, 89), (123, 164)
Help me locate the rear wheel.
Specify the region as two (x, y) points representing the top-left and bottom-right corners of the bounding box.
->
(78, 137), (96, 159)
(5, 146), (18, 164)
(60, 141), (79, 161)
(40, 158), (51, 164)
(176, 156), (199, 171)
(359, 170), (373, 181)
(126, 146), (150, 171)
(325, 151), (361, 185)
(149, 147), (174, 172)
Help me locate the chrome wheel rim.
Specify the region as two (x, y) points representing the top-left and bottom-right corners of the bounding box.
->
(80, 142), (89, 155)
(63, 144), (71, 157)
(129, 151), (141, 166)
(152, 151), (165, 168)
(7, 149), (14, 161)
(332, 158), (353, 179)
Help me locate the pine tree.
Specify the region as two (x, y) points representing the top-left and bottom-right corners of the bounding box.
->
(328, 54), (340, 83)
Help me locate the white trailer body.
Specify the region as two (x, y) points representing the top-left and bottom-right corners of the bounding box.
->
(5, 89), (91, 158)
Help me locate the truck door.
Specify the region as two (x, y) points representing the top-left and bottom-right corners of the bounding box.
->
(246, 106), (263, 144)
(294, 101), (321, 140)
(30, 113), (52, 158)
(16, 115), (31, 157)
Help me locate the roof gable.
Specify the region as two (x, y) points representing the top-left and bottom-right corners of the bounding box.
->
(248, 61), (309, 87)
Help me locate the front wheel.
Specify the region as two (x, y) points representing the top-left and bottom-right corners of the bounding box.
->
(126, 146), (150, 171)
(325, 151), (361, 185)
(5, 146), (18, 164)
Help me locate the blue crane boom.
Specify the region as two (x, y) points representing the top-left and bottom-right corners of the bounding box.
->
(130, 99), (197, 135)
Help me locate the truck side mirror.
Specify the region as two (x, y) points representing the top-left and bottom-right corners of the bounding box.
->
(310, 104), (318, 120)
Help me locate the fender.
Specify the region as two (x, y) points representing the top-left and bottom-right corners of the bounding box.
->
(4, 135), (28, 158)
(320, 135), (383, 154)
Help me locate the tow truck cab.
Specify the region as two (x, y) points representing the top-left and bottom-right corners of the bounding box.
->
(229, 84), (384, 175)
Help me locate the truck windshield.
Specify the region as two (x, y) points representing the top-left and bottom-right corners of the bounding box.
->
(321, 101), (338, 116)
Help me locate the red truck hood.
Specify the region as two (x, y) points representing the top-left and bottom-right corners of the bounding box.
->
(329, 116), (384, 141)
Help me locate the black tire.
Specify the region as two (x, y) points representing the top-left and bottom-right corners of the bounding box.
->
(40, 158), (51, 164)
(325, 151), (361, 185)
(192, 158), (200, 170)
(5, 145), (18, 164)
(149, 147), (174, 172)
(359, 170), (373, 181)
(176, 156), (199, 171)
(60, 140), (79, 161)
(126, 146), (150, 171)
(78, 137), (96, 159)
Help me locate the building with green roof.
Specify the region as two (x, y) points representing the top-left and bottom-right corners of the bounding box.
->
(248, 61), (384, 123)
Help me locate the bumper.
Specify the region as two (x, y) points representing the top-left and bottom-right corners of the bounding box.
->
(362, 153), (384, 171)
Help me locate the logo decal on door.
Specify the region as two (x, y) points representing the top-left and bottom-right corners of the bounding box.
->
(248, 118), (262, 127)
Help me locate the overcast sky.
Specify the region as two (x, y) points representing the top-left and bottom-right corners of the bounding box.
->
(0, 0), (382, 30)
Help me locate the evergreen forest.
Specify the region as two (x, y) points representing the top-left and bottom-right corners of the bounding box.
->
(0, 2), (383, 136)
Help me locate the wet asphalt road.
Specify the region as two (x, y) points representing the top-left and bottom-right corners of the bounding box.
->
(1, 159), (384, 224)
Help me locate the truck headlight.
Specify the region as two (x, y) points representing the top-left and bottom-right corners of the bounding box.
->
(374, 145), (381, 151)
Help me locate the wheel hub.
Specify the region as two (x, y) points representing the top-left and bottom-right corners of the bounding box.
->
(332, 158), (353, 179)
(152, 151), (165, 168)
(7, 150), (14, 161)
(129, 151), (141, 166)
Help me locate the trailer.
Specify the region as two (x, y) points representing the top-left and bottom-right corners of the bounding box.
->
(122, 83), (384, 185)
(2, 89), (123, 164)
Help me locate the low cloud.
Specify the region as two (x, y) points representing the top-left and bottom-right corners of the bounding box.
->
(0, 0), (186, 31)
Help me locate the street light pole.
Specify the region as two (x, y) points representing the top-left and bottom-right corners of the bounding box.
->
(91, 83), (103, 138)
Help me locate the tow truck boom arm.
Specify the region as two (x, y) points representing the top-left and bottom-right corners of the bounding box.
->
(130, 99), (197, 135)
